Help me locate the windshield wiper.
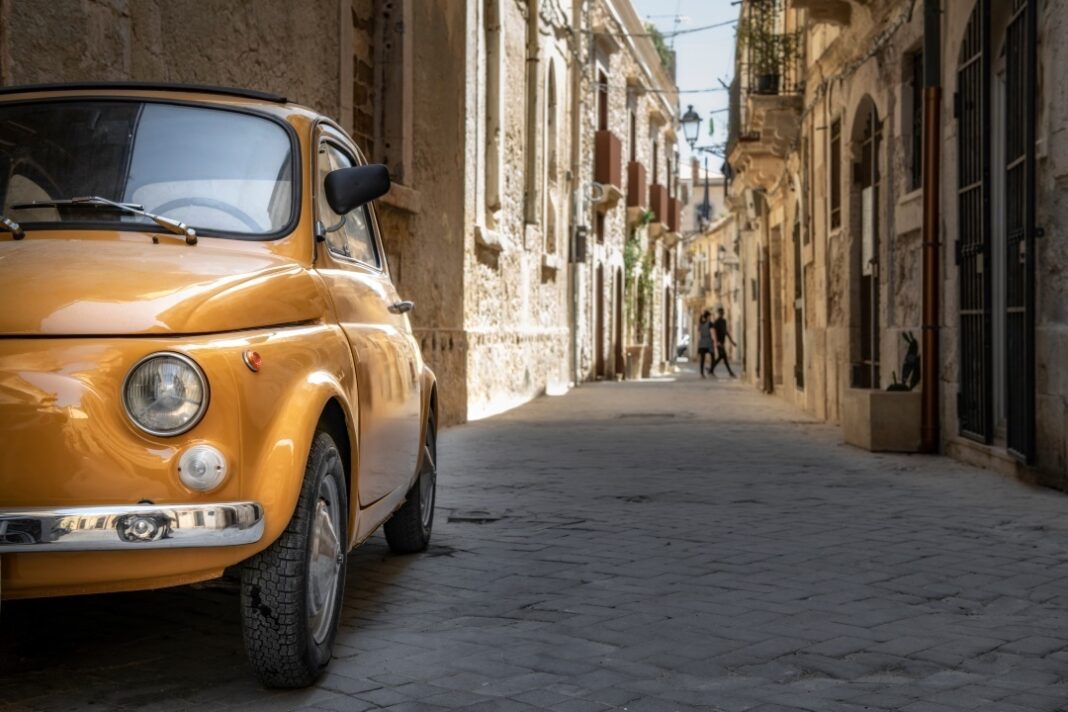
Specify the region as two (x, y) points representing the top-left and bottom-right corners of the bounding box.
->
(0, 214), (24, 240)
(13, 196), (197, 245)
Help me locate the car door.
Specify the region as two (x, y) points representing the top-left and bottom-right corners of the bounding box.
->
(313, 127), (422, 507)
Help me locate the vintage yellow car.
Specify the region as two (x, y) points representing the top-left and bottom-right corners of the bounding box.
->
(0, 82), (438, 687)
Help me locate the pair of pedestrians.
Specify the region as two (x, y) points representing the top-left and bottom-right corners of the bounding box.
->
(697, 308), (735, 378)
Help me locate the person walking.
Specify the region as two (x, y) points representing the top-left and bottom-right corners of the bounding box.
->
(710, 307), (736, 378)
(697, 310), (715, 378)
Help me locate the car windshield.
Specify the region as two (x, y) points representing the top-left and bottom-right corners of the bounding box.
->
(0, 100), (294, 238)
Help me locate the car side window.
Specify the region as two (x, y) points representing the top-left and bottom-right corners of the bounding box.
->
(317, 142), (379, 267)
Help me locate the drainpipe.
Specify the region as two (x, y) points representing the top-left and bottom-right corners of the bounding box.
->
(920, 0), (941, 453)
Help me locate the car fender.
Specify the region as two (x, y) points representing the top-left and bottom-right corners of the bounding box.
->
(236, 329), (362, 554)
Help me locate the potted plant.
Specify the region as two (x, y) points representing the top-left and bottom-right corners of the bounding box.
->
(738, 3), (798, 96)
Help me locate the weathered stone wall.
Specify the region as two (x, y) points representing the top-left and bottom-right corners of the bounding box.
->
(578, 0), (678, 384)
(731, 0), (1068, 486)
(383, 0), (469, 426)
(0, 0), (682, 427)
(0, 0), (473, 424)
(461, 0), (573, 420)
(0, 0), (342, 118)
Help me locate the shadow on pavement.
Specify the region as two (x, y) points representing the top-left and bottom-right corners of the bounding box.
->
(0, 535), (422, 705)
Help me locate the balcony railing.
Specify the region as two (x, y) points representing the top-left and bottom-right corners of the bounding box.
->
(726, 77), (741, 158)
(627, 161), (647, 208)
(741, 0), (803, 96)
(595, 130), (622, 189)
(649, 183), (668, 224)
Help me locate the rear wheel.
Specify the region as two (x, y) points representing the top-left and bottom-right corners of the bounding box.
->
(384, 408), (437, 554)
(241, 430), (348, 688)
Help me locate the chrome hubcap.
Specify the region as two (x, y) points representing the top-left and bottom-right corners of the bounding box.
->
(307, 476), (342, 645)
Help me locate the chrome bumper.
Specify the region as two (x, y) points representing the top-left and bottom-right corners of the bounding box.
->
(0, 502), (264, 553)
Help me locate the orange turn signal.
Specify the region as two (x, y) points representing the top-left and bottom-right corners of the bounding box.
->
(242, 350), (262, 372)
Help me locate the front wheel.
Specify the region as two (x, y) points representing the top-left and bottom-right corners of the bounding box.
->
(241, 431), (348, 688)
(384, 409), (437, 554)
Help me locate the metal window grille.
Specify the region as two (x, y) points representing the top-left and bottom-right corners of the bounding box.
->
(741, 0), (802, 96)
(829, 119), (841, 230)
(910, 50), (924, 191)
(1005, 0), (1037, 462)
(956, 2), (992, 443)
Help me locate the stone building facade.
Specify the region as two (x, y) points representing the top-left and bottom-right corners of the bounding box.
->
(575, 0), (683, 382)
(727, 0), (1068, 486)
(684, 212), (745, 370)
(0, 0), (680, 425)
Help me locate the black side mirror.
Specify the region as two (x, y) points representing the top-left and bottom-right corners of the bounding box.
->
(324, 164), (390, 214)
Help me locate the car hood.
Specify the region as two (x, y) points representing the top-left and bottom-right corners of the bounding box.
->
(0, 238), (326, 336)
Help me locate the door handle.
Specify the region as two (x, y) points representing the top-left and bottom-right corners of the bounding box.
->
(389, 300), (415, 314)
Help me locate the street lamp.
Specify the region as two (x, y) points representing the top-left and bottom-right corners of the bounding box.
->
(679, 106), (726, 229)
(680, 105), (702, 149)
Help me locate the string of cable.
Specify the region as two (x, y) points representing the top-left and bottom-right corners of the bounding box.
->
(585, 18), (738, 39)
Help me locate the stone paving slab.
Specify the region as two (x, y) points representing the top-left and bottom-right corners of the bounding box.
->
(4, 368), (1068, 710)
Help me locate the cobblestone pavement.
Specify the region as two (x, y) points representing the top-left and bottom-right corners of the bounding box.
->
(5, 369), (1068, 711)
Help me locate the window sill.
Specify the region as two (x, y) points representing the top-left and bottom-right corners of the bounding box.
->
(380, 182), (422, 215)
(475, 223), (504, 253)
(898, 187), (923, 206)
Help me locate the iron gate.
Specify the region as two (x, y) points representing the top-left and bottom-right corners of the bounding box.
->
(793, 205), (804, 389)
(956, 1), (992, 442)
(854, 107), (881, 389)
(1005, 0), (1037, 462)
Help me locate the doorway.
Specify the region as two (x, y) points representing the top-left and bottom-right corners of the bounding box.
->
(851, 100), (882, 389)
(614, 268), (624, 375)
(595, 264), (605, 378)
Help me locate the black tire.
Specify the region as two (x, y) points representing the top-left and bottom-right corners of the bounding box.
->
(241, 431), (348, 688)
(384, 408), (436, 554)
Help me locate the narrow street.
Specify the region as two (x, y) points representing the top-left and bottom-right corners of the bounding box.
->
(4, 370), (1068, 712)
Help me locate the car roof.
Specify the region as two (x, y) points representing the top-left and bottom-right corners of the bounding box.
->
(0, 81), (287, 104)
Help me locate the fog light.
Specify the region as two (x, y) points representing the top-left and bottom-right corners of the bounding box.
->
(178, 445), (228, 492)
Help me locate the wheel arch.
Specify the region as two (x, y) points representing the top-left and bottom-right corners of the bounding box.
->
(418, 367), (439, 475)
(316, 396), (360, 548)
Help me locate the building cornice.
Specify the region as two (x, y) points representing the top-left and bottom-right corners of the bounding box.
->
(600, 0), (679, 121)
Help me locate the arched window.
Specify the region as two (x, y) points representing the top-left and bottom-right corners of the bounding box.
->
(793, 199), (804, 389)
(597, 70), (608, 132)
(484, 0), (503, 216)
(546, 198), (557, 254)
(523, 0), (541, 225)
(850, 99), (881, 389)
(955, 0), (1038, 458)
(547, 62), (558, 183)
(957, 3), (990, 440)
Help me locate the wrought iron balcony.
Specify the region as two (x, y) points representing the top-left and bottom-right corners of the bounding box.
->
(740, 0), (803, 97)
(727, 1), (804, 192)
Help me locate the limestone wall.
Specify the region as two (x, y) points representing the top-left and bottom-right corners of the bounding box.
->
(0, 0), (341, 117)
(731, 0), (1068, 486)
(576, 0), (679, 384)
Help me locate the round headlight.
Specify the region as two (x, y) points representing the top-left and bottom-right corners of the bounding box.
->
(123, 352), (209, 436)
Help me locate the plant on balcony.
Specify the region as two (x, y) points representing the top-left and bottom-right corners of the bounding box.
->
(737, 1), (799, 96)
(644, 23), (675, 76)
